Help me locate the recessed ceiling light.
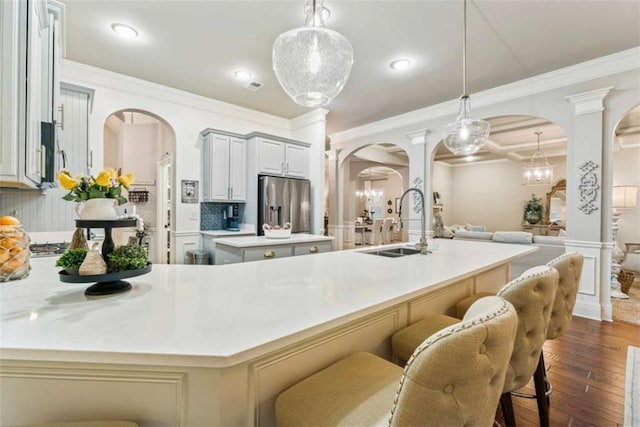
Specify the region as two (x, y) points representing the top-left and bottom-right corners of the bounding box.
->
(389, 59), (412, 71)
(464, 155), (476, 162)
(111, 23), (139, 39)
(234, 70), (252, 82)
(321, 7), (331, 22)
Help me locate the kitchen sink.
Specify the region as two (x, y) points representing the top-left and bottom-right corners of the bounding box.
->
(360, 247), (422, 257)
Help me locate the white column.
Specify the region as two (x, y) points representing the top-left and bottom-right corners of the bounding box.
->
(404, 129), (430, 242)
(565, 87), (615, 320)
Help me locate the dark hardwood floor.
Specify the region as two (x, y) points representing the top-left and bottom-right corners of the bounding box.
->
(498, 317), (640, 426)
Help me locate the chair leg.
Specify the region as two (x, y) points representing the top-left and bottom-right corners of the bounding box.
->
(500, 392), (517, 427)
(533, 353), (550, 427)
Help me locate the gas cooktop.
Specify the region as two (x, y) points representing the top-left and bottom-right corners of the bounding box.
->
(29, 242), (69, 257)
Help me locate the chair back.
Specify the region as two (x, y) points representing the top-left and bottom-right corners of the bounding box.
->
(546, 252), (583, 340)
(389, 296), (517, 427)
(498, 265), (558, 392)
(382, 217), (395, 243)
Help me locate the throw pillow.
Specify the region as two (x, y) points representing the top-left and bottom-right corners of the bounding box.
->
(492, 231), (533, 244)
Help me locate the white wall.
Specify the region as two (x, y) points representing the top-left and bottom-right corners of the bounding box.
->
(431, 162), (452, 224)
(445, 157), (567, 232)
(613, 146), (640, 249)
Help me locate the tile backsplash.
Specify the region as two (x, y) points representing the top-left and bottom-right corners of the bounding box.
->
(200, 203), (245, 230)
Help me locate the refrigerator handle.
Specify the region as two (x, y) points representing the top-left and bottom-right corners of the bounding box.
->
(278, 206), (282, 226)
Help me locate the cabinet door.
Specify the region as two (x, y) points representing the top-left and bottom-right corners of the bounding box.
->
(228, 137), (246, 201)
(209, 134), (231, 201)
(59, 87), (89, 174)
(0, 0), (21, 182)
(284, 144), (308, 178)
(24, 1), (48, 185)
(258, 138), (284, 175)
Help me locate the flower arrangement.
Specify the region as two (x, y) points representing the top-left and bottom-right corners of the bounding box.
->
(58, 168), (135, 205)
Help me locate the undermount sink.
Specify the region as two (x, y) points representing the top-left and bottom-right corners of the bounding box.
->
(360, 247), (422, 257)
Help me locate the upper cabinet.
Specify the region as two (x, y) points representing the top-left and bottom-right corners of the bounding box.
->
(201, 130), (247, 202)
(255, 137), (309, 179)
(0, 0), (65, 188)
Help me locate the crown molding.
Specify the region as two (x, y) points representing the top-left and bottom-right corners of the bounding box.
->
(566, 87), (614, 116)
(330, 47), (640, 144)
(61, 60), (291, 131)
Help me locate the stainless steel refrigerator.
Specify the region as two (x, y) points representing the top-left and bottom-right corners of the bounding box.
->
(258, 175), (310, 235)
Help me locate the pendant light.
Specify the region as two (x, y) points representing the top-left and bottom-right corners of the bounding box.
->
(442, 0), (490, 155)
(523, 131), (554, 185)
(272, 0), (354, 107)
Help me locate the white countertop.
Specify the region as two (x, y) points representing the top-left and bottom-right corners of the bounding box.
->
(201, 230), (256, 237)
(214, 233), (334, 247)
(0, 240), (536, 368)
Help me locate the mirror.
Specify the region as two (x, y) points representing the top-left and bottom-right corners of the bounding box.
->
(545, 179), (566, 225)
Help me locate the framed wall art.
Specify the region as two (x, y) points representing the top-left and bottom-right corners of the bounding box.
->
(181, 180), (199, 203)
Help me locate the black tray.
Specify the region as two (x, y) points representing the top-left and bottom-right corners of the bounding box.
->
(59, 262), (152, 296)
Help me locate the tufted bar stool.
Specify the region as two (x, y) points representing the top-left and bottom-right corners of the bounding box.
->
(511, 252), (584, 425)
(276, 296), (518, 427)
(391, 265), (558, 427)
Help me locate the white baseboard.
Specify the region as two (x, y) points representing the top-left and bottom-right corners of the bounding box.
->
(573, 300), (606, 321)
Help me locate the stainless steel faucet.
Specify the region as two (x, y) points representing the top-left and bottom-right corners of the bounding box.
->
(397, 188), (428, 254)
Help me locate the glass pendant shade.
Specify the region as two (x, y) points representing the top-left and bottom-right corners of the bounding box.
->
(272, 0), (354, 107)
(523, 132), (554, 185)
(443, 96), (490, 155)
(442, 0), (490, 156)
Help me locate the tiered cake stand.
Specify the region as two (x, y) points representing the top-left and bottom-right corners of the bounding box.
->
(58, 219), (152, 296)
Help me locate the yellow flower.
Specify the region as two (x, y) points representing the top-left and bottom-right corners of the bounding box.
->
(107, 168), (118, 179)
(118, 172), (135, 189)
(95, 171), (111, 187)
(58, 172), (78, 190)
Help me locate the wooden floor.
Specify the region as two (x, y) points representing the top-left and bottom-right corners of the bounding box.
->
(498, 317), (640, 426)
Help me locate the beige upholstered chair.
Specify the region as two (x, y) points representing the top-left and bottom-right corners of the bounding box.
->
(391, 266), (558, 427)
(276, 296), (518, 427)
(513, 252), (583, 425)
(381, 217), (395, 244)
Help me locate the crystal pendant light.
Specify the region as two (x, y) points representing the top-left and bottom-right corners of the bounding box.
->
(442, 0), (490, 155)
(523, 131), (554, 185)
(272, 0), (354, 107)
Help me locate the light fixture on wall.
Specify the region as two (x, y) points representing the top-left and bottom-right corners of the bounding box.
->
(523, 131), (554, 185)
(272, 0), (354, 107)
(611, 185), (638, 299)
(442, 0), (490, 156)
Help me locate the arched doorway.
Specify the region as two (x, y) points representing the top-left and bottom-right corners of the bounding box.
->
(429, 115), (567, 239)
(610, 103), (640, 320)
(337, 143), (409, 249)
(103, 110), (176, 264)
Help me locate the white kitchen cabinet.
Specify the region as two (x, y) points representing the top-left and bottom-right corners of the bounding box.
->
(58, 85), (90, 174)
(213, 235), (333, 265)
(202, 131), (246, 202)
(256, 137), (309, 179)
(0, 0), (64, 188)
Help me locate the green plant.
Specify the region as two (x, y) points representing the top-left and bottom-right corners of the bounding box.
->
(107, 245), (148, 273)
(55, 248), (87, 270)
(523, 194), (544, 224)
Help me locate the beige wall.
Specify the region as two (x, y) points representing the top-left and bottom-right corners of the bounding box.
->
(434, 157), (567, 232)
(613, 146), (640, 249)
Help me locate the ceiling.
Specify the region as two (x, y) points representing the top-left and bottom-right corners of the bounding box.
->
(62, 1), (640, 135)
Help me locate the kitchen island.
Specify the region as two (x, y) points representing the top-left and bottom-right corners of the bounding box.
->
(0, 240), (537, 426)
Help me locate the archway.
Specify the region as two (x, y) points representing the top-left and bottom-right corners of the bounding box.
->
(336, 143), (409, 249)
(610, 103), (640, 317)
(429, 115), (567, 239)
(103, 109), (176, 264)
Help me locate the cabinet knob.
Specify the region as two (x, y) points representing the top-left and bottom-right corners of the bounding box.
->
(264, 250), (275, 258)
(309, 246), (319, 253)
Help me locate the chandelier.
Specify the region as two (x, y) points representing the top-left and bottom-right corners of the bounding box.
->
(272, 0), (354, 107)
(523, 131), (553, 185)
(442, 0), (490, 155)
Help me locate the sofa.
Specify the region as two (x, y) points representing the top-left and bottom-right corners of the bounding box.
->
(453, 230), (566, 280)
